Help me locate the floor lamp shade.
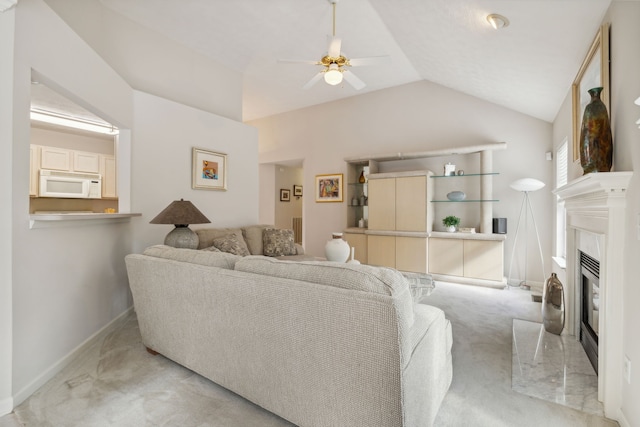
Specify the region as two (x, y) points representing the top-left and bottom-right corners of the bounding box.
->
(150, 199), (211, 249)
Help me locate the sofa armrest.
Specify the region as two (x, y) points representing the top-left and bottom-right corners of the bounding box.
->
(295, 243), (305, 255)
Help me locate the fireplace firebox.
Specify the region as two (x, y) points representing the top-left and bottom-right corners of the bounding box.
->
(580, 251), (600, 374)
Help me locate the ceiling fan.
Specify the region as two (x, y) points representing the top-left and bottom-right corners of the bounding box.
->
(280, 0), (387, 90)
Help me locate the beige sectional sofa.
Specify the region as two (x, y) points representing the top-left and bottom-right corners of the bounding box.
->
(125, 244), (453, 427)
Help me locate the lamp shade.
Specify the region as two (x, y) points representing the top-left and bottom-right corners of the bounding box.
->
(510, 178), (545, 192)
(150, 199), (210, 226)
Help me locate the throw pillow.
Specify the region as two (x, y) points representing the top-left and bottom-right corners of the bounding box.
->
(201, 245), (221, 252)
(212, 233), (250, 256)
(262, 228), (296, 257)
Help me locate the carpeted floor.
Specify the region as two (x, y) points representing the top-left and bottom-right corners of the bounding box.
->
(5, 281), (619, 426)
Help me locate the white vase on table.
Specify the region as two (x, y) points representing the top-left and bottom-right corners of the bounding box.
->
(325, 233), (350, 262)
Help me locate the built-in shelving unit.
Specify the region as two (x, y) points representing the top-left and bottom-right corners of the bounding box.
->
(343, 142), (508, 287)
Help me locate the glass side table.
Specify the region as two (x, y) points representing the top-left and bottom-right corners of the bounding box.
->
(402, 272), (435, 303)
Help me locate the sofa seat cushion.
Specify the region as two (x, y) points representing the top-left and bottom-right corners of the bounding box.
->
(143, 245), (240, 269)
(262, 228), (296, 257)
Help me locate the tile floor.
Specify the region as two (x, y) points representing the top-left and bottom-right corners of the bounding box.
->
(512, 318), (603, 416)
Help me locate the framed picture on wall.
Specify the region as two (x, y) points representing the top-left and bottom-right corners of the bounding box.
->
(571, 23), (610, 161)
(293, 185), (303, 197)
(192, 147), (227, 190)
(315, 174), (343, 203)
(280, 189), (290, 202)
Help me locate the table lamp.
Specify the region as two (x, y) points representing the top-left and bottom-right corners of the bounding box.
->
(150, 199), (210, 249)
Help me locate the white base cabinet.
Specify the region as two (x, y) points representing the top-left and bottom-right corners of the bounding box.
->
(428, 234), (504, 283)
(366, 234), (428, 274)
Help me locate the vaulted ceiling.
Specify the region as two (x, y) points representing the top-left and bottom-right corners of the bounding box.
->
(37, 0), (615, 123)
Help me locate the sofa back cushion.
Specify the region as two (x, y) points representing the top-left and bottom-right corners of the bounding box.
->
(196, 228), (244, 250)
(262, 228), (297, 257)
(143, 245), (240, 269)
(234, 256), (414, 326)
(241, 225), (271, 255)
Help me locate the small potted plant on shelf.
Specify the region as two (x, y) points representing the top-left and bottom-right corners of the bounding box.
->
(442, 215), (460, 232)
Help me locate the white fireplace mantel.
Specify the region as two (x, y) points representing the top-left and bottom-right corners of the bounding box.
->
(554, 171), (632, 420)
(555, 171), (632, 200)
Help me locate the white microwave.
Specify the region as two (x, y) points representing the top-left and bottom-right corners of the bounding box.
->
(39, 169), (102, 199)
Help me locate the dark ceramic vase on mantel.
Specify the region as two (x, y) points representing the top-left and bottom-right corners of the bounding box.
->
(579, 87), (613, 175)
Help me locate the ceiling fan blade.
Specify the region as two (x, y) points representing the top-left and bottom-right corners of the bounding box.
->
(278, 59), (321, 65)
(327, 36), (342, 58)
(303, 72), (324, 90)
(343, 70), (366, 90)
(348, 55), (389, 67)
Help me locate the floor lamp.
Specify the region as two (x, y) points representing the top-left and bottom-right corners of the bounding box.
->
(507, 178), (545, 289)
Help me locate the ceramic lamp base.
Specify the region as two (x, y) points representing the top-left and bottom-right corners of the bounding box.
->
(164, 225), (199, 249)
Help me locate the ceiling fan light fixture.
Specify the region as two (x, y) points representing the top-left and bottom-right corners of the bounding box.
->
(487, 14), (509, 30)
(324, 64), (343, 85)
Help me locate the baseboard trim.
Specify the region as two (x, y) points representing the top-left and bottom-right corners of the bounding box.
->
(13, 306), (134, 407)
(617, 409), (631, 427)
(0, 396), (14, 417)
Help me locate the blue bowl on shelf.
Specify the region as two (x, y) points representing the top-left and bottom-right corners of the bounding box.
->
(447, 191), (466, 201)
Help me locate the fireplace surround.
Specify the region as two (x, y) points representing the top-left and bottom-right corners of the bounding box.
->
(554, 171), (631, 419)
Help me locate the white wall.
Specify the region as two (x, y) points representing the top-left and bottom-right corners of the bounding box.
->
(609, 2), (640, 425)
(10, 0), (135, 405)
(250, 81), (554, 285)
(274, 166), (303, 230)
(259, 164), (276, 225)
(551, 2), (640, 425)
(130, 91), (259, 252)
(6, 0), (256, 412)
(0, 5), (16, 416)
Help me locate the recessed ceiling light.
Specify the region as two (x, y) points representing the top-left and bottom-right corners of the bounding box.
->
(487, 14), (509, 30)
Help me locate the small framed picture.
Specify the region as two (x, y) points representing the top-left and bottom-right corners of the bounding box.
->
(192, 147), (227, 191)
(293, 185), (303, 197)
(280, 189), (291, 202)
(315, 173), (343, 203)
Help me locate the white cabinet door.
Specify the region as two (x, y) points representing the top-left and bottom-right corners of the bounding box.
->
(100, 155), (117, 198)
(367, 178), (396, 231)
(428, 238), (463, 277)
(367, 235), (396, 268)
(463, 240), (503, 281)
(396, 176), (427, 232)
(73, 151), (100, 173)
(396, 236), (427, 273)
(29, 145), (40, 196)
(343, 233), (367, 264)
(40, 146), (71, 171)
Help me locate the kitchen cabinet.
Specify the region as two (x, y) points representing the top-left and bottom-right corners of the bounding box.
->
(31, 144), (117, 199)
(100, 155), (117, 198)
(39, 146), (101, 174)
(29, 145), (40, 196)
(73, 150), (100, 174)
(40, 146), (71, 171)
